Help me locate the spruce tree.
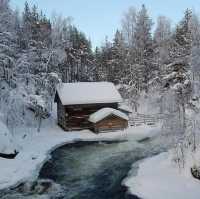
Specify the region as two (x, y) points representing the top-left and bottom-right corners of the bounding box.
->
(134, 4), (154, 92)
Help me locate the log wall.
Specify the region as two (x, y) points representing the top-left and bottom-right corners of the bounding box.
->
(57, 99), (120, 131)
(93, 115), (128, 133)
(57, 97), (68, 130)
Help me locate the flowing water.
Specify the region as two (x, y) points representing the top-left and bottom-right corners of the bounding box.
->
(0, 135), (170, 199)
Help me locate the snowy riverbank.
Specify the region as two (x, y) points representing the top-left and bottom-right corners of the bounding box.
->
(0, 120), (160, 191)
(124, 151), (200, 199)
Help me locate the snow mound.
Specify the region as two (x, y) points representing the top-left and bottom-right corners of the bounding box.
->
(124, 152), (200, 199)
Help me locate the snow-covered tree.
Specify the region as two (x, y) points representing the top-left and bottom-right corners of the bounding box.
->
(133, 4), (154, 92)
(173, 9), (192, 60)
(121, 6), (137, 48)
(154, 16), (172, 66)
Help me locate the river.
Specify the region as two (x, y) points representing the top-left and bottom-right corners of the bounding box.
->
(0, 134), (170, 199)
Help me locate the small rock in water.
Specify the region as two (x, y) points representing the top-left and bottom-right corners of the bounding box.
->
(191, 166), (200, 180)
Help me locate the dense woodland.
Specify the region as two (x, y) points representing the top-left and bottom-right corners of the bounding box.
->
(1, 0), (200, 161)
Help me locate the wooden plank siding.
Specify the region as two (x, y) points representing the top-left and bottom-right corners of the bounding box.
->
(93, 115), (128, 133)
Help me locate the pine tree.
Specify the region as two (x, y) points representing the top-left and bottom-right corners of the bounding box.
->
(174, 9), (192, 59)
(133, 4), (154, 92)
(109, 30), (126, 84)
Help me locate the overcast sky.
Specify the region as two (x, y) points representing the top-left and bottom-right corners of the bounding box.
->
(11, 0), (200, 48)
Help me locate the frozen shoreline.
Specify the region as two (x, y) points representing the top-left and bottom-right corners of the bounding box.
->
(0, 123), (159, 191)
(124, 151), (200, 199)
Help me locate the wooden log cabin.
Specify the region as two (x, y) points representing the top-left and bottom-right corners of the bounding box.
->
(54, 82), (129, 133)
(89, 108), (128, 133)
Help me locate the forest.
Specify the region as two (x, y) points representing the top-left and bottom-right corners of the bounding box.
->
(1, 0), (200, 196)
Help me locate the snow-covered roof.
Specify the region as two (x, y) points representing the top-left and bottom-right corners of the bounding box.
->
(89, 108), (129, 123)
(118, 104), (133, 113)
(56, 82), (122, 105)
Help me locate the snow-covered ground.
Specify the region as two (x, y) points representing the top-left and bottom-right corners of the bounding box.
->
(124, 151), (200, 199)
(0, 117), (160, 191)
(0, 121), (15, 154)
